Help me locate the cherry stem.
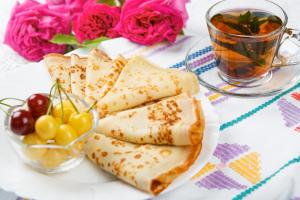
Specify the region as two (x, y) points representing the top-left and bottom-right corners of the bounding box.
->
(0, 98), (26, 113)
(87, 101), (98, 112)
(0, 106), (9, 115)
(0, 97), (25, 102)
(0, 98), (25, 108)
(57, 83), (79, 114)
(0, 102), (12, 108)
(57, 82), (64, 123)
(46, 83), (57, 115)
(0, 98), (25, 115)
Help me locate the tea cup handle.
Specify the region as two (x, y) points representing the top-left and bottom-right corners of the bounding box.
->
(273, 28), (300, 67)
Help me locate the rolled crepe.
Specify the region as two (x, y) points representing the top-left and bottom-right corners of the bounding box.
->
(85, 49), (127, 104)
(97, 55), (199, 117)
(85, 133), (202, 195)
(70, 54), (87, 99)
(96, 94), (204, 145)
(44, 53), (72, 93)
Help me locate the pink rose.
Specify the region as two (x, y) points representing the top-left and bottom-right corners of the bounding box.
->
(46, 0), (87, 15)
(73, 3), (121, 43)
(169, 0), (190, 24)
(46, 0), (65, 5)
(115, 0), (190, 45)
(4, 0), (71, 61)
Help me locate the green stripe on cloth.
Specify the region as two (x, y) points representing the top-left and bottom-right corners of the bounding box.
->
(217, 83), (300, 199)
(220, 82), (300, 131)
(233, 156), (300, 200)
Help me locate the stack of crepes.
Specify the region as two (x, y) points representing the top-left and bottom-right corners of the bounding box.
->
(44, 49), (205, 195)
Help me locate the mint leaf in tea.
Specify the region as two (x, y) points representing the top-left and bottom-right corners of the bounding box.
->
(211, 9), (282, 35)
(208, 9), (283, 81)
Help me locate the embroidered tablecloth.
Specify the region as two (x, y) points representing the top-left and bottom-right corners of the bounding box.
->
(0, 0), (300, 200)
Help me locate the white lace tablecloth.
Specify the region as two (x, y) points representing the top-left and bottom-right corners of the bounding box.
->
(0, 0), (300, 200)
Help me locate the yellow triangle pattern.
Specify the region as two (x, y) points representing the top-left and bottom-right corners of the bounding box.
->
(229, 152), (261, 184)
(208, 85), (236, 101)
(192, 162), (215, 180)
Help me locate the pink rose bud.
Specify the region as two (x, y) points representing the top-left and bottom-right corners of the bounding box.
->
(115, 0), (190, 46)
(4, 0), (71, 61)
(73, 3), (121, 43)
(46, 0), (87, 15)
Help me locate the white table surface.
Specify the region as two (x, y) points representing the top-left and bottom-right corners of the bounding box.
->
(0, 0), (300, 199)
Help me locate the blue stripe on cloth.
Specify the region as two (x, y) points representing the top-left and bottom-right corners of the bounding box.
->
(194, 61), (216, 75)
(186, 46), (213, 61)
(169, 46), (213, 69)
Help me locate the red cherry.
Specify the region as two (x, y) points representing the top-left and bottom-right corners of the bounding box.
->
(10, 109), (34, 136)
(27, 94), (49, 119)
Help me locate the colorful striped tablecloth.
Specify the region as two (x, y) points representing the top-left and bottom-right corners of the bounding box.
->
(1, 0), (300, 199)
(1, 34), (300, 200)
(100, 36), (300, 200)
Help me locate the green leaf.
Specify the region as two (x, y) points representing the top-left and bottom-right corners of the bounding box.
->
(238, 11), (251, 24)
(223, 21), (251, 35)
(179, 30), (184, 35)
(82, 37), (109, 48)
(118, 0), (125, 6)
(250, 19), (267, 34)
(97, 0), (116, 6)
(50, 34), (79, 45)
(237, 10), (270, 34)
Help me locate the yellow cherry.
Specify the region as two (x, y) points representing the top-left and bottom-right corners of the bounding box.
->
(68, 112), (93, 135)
(52, 100), (76, 123)
(40, 149), (69, 169)
(35, 115), (58, 140)
(23, 133), (47, 160)
(55, 124), (78, 146)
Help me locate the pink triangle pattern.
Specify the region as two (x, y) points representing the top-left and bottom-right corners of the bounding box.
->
(277, 98), (300, 128)
(195, 170), (247, 190)
(213, 143), (250, 164)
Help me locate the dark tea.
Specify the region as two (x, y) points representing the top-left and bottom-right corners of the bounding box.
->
(208, 9), (283, 81)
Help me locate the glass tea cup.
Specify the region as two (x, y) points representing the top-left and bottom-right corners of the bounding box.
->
(206, 0), (300, 86)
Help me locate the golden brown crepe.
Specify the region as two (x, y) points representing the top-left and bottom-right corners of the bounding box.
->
(44, 50), (204, 195)
(96, 94), (204, 145)
(70, 54), (87, 99)
(85, 49), (127, 105)
(85, 133), (202, 195)
(44, 53), (72, 93)
(97, 55), (199, 117)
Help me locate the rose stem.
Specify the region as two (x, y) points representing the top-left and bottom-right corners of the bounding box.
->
(87, 101), (98, 112)
(58, 83), (79, 114)
(46, 82), (57, 115)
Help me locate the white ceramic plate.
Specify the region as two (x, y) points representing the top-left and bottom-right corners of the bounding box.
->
(0, 48), (219, 200)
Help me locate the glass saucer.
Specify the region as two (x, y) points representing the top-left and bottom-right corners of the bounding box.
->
(185, 37), (300, 97)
